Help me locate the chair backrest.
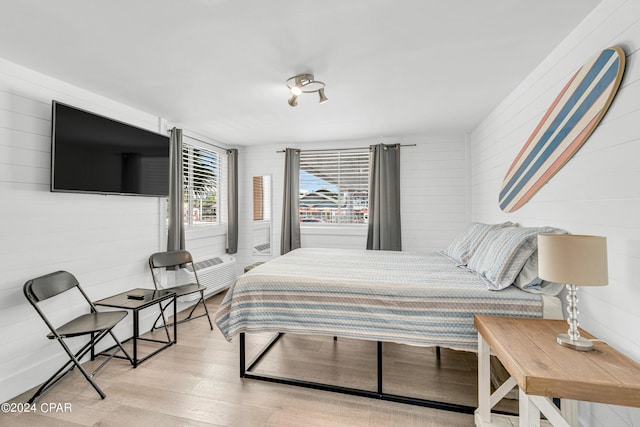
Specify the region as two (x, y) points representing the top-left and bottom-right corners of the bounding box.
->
(148, 250), (200, 291)
(24, 271), (80, 303)
(24, 271), (96, 336)
(149, 250), (193, 269)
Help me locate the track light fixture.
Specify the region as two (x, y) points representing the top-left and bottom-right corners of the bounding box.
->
(318, 88), (328, 104)
(286, 73), (328, 107)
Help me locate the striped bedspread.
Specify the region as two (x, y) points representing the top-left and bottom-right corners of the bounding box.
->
(215, 248), (544, 351)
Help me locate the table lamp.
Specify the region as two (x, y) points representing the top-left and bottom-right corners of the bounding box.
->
(537, 234), (608, 351)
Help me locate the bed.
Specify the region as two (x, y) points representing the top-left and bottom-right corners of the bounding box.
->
(214, 224), (565, 413)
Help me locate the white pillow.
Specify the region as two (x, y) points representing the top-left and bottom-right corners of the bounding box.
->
(514, 250), (564, 295)
(442, 222), (513, 264)
(467, 226), (565, 290)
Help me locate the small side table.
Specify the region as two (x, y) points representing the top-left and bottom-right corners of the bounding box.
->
(474, 315), (640, 427)
(94, 288), (176, 368)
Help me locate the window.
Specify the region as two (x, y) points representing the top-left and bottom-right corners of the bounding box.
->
(299, 148), (369, 224)
(182, 140), (226, 226)
(252, 176), (271, 221)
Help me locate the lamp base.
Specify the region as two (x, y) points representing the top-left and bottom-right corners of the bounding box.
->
(556, 333), (593, 351)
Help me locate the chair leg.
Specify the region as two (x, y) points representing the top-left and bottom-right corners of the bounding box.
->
(27, 357), (76, 404)
(159, 300), (173, 342)
(155, 292), (213, 330)
(151, 301), (173, 343)
(28, 337), (107, 403)
(29, 326), (133, 403)
(184, 297), (201, 319)
(107, 329), (134, 365)
(151, 300), (172, 330)
(83, 329), (131, 376)
(153, 299), (185, 333)
(175, 291), (213, 330)
(200, 291), (214, 330)
(63, 346), (106, 400)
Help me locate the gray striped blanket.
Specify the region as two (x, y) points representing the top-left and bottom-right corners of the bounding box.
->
(215, 248), (544, 351)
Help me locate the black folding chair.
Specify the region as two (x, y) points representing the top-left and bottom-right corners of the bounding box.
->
(148, 250), (213, 330)
(23, 271), (132, 403)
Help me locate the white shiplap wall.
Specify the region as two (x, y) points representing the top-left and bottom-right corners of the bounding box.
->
(0, 58), (183, 403)
(469, 0), (640, 425)
(400, 134), (470, 252)
(234, 134), (469, 273)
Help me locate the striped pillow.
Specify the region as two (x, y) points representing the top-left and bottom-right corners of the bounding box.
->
(514, 250), (564, 295)
(443, 222), (513, 264)
(467, 226), (566, 290)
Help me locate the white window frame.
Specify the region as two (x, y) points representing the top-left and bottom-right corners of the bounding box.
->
(182, 137), (227, 237)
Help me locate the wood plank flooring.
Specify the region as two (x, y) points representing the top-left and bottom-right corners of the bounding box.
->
(4, 292), (516, 426)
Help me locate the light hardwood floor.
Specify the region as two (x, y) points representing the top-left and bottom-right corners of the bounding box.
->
(4, 292), (514, 426)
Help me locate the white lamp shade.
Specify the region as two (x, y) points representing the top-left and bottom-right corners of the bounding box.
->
(538, 234), (608, 286)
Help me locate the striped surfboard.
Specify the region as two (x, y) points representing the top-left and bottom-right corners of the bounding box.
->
(499, 46), (626, 213)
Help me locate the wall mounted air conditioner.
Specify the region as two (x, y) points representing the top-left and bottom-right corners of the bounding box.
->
(175, 255), (236, 302)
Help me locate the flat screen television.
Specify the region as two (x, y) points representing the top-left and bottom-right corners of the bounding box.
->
(51, 101), (170, 196)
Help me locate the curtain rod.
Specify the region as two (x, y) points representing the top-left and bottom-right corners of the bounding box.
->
(276, 144), (416, 153)
(168, 128), (229, 152)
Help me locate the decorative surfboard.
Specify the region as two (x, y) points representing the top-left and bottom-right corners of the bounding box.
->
(499, 46), (626, 213)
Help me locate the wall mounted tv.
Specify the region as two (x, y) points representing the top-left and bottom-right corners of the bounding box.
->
(51, 101), (170, 196)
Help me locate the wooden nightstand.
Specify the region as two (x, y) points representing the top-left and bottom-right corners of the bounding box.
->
(474, 315), (640, 427)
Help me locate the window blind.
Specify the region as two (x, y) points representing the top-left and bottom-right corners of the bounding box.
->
(182, 139), (226, 226)
(252, 175), (272, 221)
(299, 148), (369, 224)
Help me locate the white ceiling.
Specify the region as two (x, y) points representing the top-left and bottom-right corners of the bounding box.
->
(0, 0), (602, 146)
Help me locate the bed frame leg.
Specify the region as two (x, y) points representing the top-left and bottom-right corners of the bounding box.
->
(377, 341), (383, 394)
(436, 345), (441, 360)
(239, 332), (246, 377)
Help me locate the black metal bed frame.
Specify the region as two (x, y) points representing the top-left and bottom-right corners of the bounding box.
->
(238, 332), (505, 415)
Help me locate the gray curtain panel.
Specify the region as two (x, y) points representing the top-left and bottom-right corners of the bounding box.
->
(167, 127), (185, 251)
(281, 148), (301, 255)
(366, 143), (402, 251)
(226, 148), (239, 254)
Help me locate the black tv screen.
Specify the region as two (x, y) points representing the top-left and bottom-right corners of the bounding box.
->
(51, 101), (170, 196)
